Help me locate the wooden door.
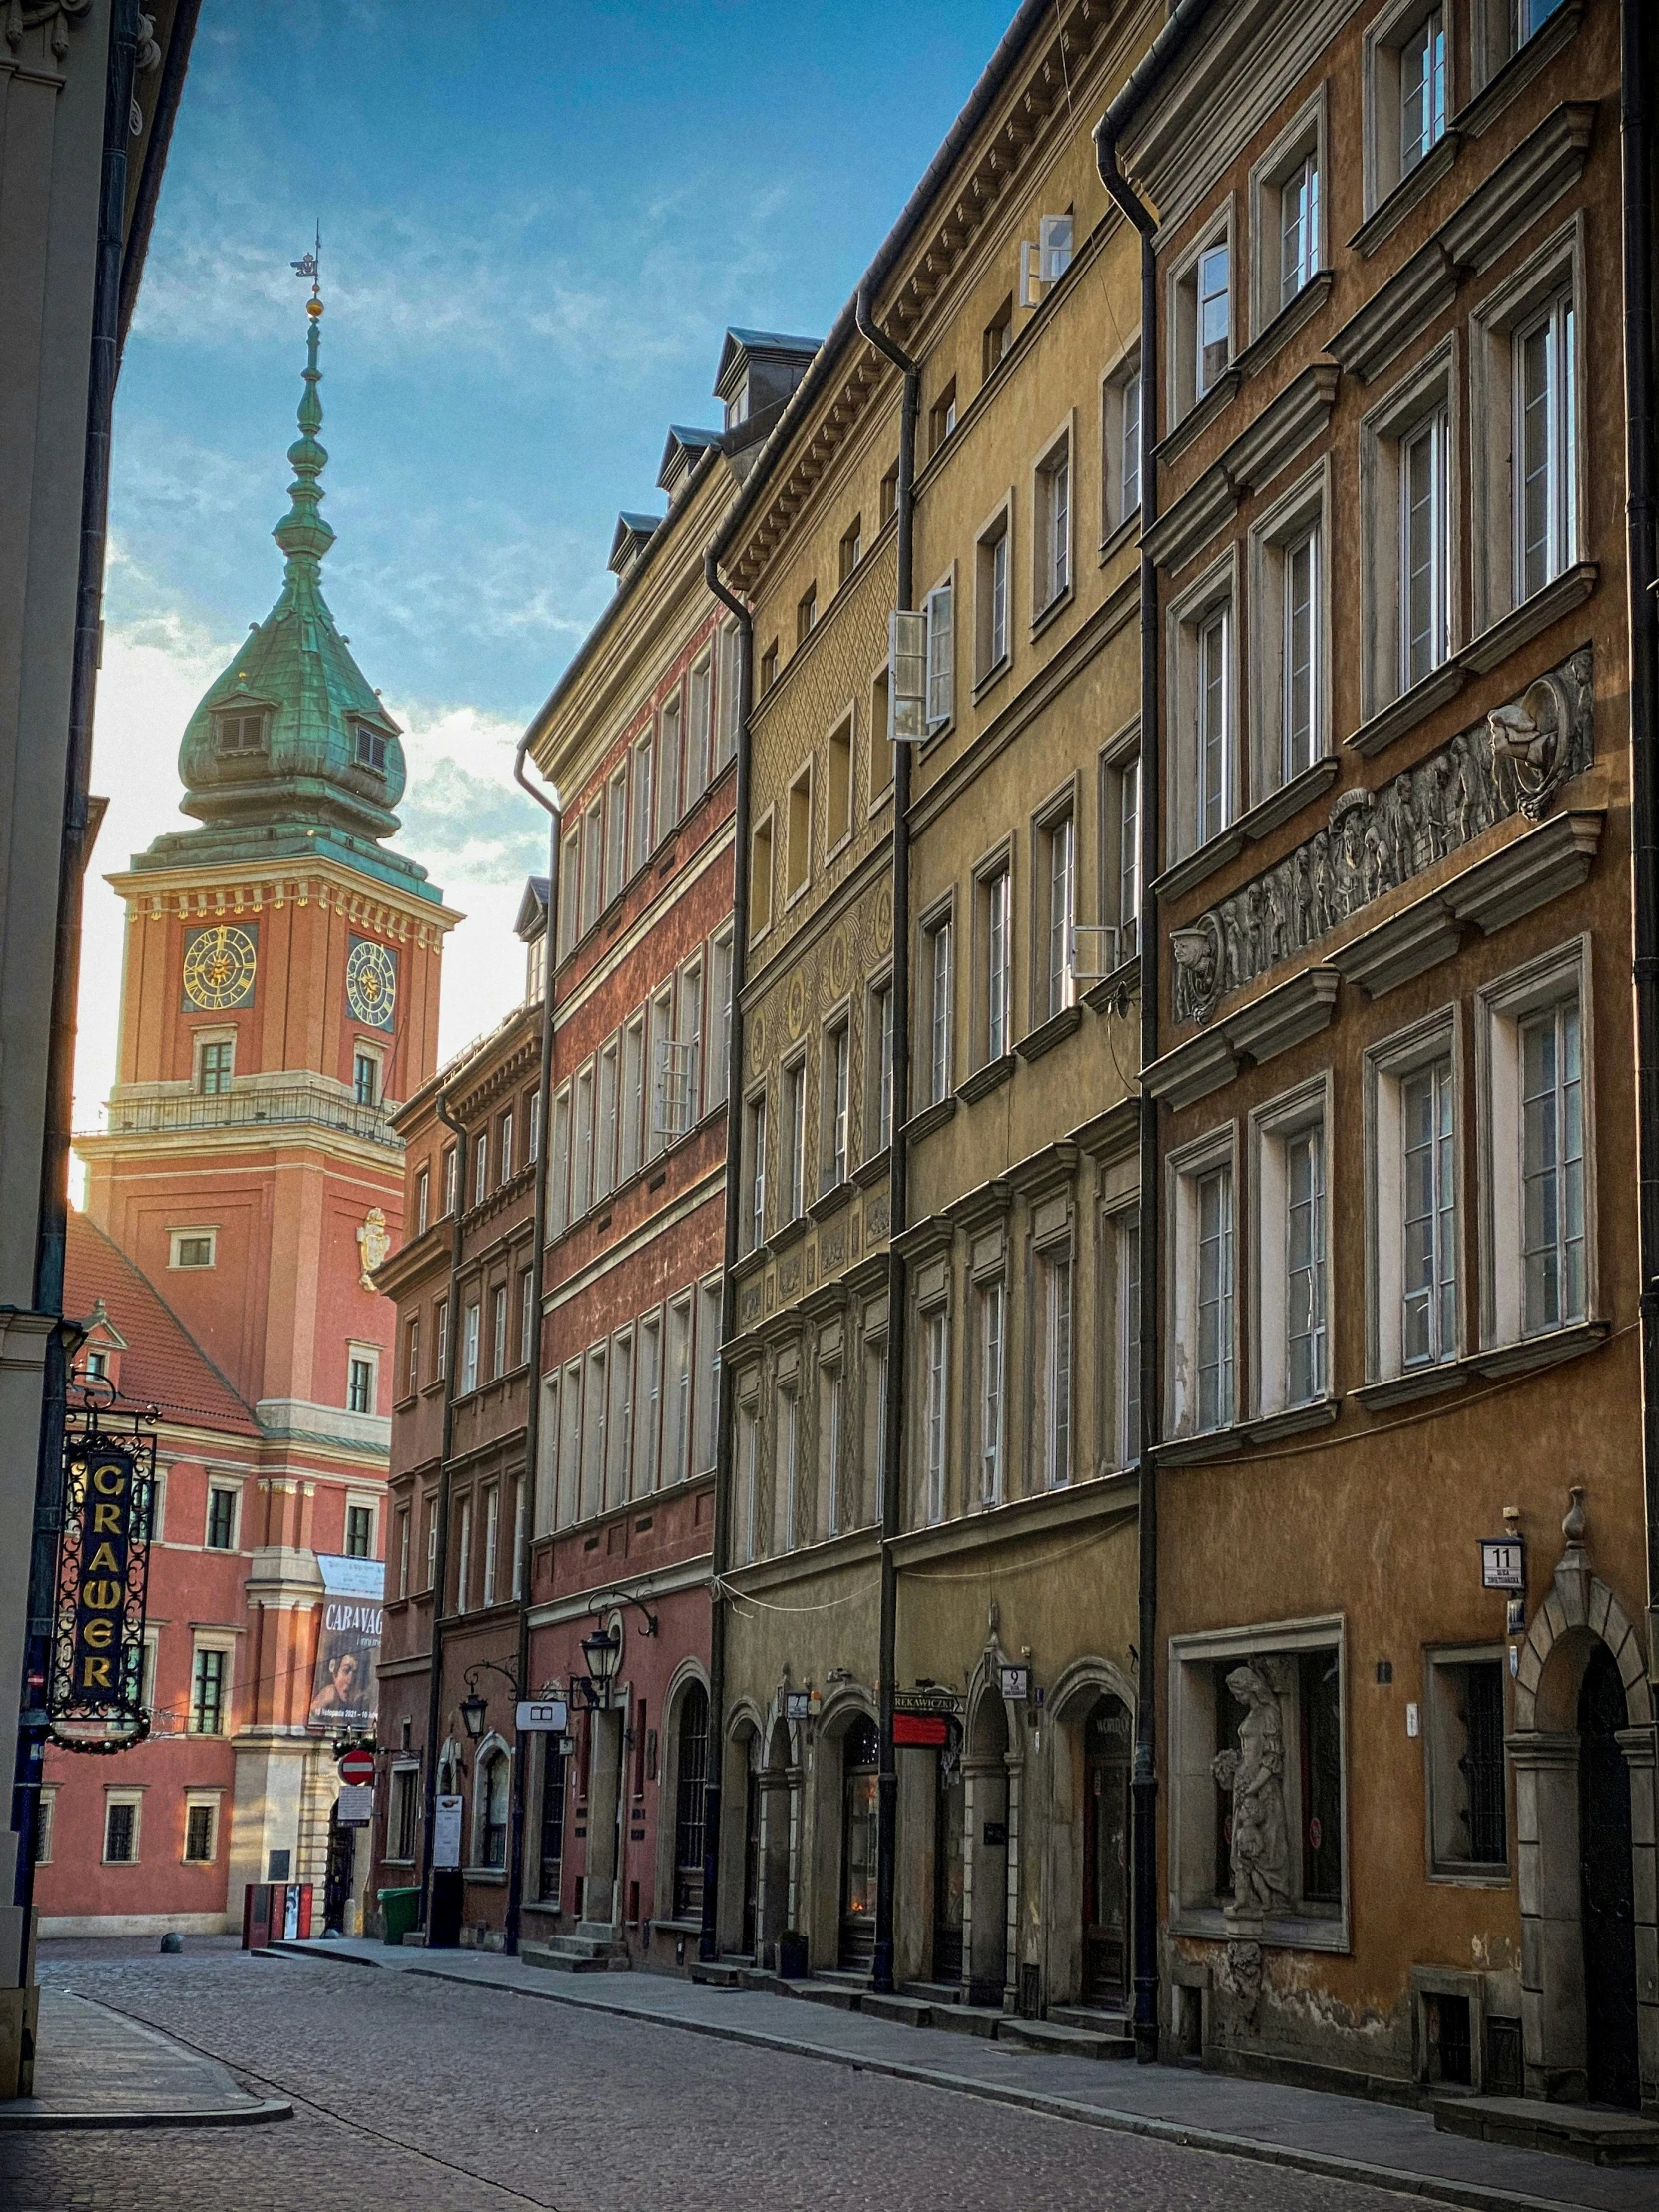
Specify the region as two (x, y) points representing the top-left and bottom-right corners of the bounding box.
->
(1082, 1698), (1131, 2007)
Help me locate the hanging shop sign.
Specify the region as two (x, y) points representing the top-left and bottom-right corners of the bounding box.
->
(516, 1699), (569, 1733)
(893, 1714), (950, 1748)
(49, 1412), (157, 1752)
(307, 1554), (384, 1733)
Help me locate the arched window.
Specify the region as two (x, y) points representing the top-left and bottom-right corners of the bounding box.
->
(673, 1683), (710, 1917)
(477, 1748), (509, 1870)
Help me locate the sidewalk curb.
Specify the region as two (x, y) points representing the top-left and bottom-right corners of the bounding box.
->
(0, 2096), (294, 2131)
(267, 1941), (1605, 2212)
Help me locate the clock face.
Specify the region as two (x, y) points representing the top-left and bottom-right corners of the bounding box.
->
(346, 936), (397, 1030)
(182, 924), (258, 1012)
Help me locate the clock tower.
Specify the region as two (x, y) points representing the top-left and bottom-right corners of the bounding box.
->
(76, 286), (459, 1910)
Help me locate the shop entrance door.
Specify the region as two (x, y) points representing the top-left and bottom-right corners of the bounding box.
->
(933, 1754), (964, 1983)
(838, 1716), (879, 1971)
(1082, 1696), (1131, 2007)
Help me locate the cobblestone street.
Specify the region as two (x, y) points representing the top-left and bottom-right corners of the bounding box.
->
(0, 1941), (1418, 2212)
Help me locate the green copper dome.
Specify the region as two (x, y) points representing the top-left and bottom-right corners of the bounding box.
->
(136, 300), (441, 905)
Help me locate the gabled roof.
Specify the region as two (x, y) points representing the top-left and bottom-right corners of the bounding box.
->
(713, 327), (821, 404)
(514, 875), (550, 940)
(65, 1211), (260, 1437)
(608, 511), (664, 577)
(656, 424), (723, 495)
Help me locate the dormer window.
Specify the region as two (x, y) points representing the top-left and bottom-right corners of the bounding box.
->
(354, 721), (388, 774)
(217, 712), (266, 756)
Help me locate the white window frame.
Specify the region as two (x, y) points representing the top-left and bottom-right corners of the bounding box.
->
(1363, 0), (1450, 219)
(822, 1015), (850, 1191)
(1359, 339), (1459, 724)
(744, 1087), (768, 1252)
(1469, 221), (1585, 641)
(1169, 207), (1234, 423)
(921, 905), (954, 1106)
(782, 1053), (807, 1223)
(1100, 725), (1141, 966)
(920, 1300), (949, 1528)
(1167, 1121), (1239, 1440)
(976, 1274), (1005, 1509)
(977, 853), (1013, 1066)
(1167, 551), (1239, 861)
(608, 1326), (635, 1509)
(1033, 419), (1074, 616)
(1250, 1076), (1334, 1420)
(460, 1300), (481, 1397)
(1034, 1233), (1074, 1490)
(1365, 1007), (1463, 1384)
(1477, 936), (1594, 1350)
(346, 1344), (379, 1416)
(974, 498), (1013, 684)
(1101, 342), (1143, 541)
(630, 727), (655, 874)
(1248, 90), (1327, 337)
(868, 973), (894, 1154)
(605, 763), (628, 907)
(1034, 796), (1076, 1022)
(924, 571), (955, 733)
(1249, 462), (1330, 802)
(1109, 1205), (1142, 1468)
(169, 1226), (217, 1271)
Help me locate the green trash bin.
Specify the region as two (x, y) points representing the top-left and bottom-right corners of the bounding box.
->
(378, 1887), (420, 1946)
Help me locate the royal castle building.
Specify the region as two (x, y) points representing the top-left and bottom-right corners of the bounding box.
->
(41, 287), (456, 1935)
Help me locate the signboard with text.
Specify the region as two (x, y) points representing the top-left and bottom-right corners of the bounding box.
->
(49, 1436), (153, 1747)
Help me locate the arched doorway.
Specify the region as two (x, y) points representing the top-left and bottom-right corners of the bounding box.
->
(965, 1690), (1009, 2007)
(1082, 1695), (1131, 2008)
(933, 1747), (964, 1983)
(1580, 1644), (1639, 2108)
(672, 1683), (709, 1920)
(839, 1714), (879, 1970)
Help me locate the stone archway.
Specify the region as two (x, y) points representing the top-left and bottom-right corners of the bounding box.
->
(756, 1708), (796, 1968)
(717, 1703), (763, 1958)
(1509, 1493), (1655, 2108)
(963, 1674), (1012, 2008)
(1045, 1660), (1136, 2014)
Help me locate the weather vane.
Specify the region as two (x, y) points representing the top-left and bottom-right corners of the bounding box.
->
(291, 222), (322, 304)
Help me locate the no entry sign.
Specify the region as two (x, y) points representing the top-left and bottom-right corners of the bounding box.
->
(337, 1745), (375, 1787)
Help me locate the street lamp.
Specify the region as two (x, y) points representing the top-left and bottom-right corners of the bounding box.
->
(580, 1622), (620, 1703)
(458, 1687), (488, 1741)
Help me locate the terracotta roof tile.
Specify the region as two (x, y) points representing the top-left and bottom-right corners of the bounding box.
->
(65, 1211), (260, 1436)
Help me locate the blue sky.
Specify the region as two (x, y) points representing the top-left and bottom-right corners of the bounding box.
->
(79, 0), (1018, 1126)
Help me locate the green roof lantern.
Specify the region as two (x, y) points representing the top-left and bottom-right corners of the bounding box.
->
(140, 268), (440, 905)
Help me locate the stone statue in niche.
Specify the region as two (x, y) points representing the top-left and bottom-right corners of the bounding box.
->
(1175, 648), (1595, 1029)
(1211, 1661), (1292, 1922)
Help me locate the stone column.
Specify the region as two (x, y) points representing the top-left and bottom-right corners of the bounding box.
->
(1509, 1729), (1584, 2102)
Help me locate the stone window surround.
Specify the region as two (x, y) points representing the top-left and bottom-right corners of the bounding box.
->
(203, 1473), (243, 1552)
(972, 490), (1015, 695)
(912, 1250), (952, 1530)
(1099, 334), (1143, 546)
(1168, 1612), (1350, 1953)
(1167, 194), (1236, 430)
(1245, 82), (1329, 345)
(968, 1221), (1007, 1512)
(1029, 775), (1079, 1031)
(1164, 1115), (1239, 1444)
(189, 1632), (237, 1738)
(1247, 1070), (1335, 1423)
(1165, 546), (1240, 869)
(1027, 1187), (1075, 1497)
(102, 1786), (146, 1866)
(1473, 931), (1596, 1355)
(784, 755), (814, 911)
(182, 1789), (224, 1867)
(1360, 0), (1455, 233)
(918, 889), (956, 1109)
(168, 1224), (218, 1271)
(1469, 216), (1587, 644)
(1363, 1001), (1467, 1388)
(969, 838), (1015, 1075)
(1030, 410), (1076, 631)
(1097, 717), (1143, 967)
(1357, 335), (1463, 731)
(467, 1730), (512, 1879)
(1246, 457), (1333, 812)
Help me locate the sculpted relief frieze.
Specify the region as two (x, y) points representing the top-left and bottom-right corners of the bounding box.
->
(1172, 649), (1594, 1029)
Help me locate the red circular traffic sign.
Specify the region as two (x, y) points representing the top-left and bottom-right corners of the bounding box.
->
(337, 1747), (375, 1786)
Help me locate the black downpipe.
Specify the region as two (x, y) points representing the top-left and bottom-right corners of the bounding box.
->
(13, 0), (142, 1909)
(855, 286), (918, 1999)
(699, 556), (753, 1963)
(1623, 0), (1659, 1675)
(1097, 107), (1163, 2068)
(418, 1096), (468, 1929)
(504, 747), (561, 1954)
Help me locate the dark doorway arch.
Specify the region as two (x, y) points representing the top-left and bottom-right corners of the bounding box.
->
(1579, 1643), (1639, 2108)
(933, 1748), (964, 1983)
(1082, 1694), (1132, 2007)
(672, 1682), (709, 1920)
(839, 1714), (880, 1970)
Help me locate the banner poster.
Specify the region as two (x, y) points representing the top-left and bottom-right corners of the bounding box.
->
(307, 1554), (384, 1732)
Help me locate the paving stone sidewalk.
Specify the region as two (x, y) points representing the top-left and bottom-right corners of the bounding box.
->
(0, 1986), (290, 2129)
(271, 1936), (1659, 2212)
